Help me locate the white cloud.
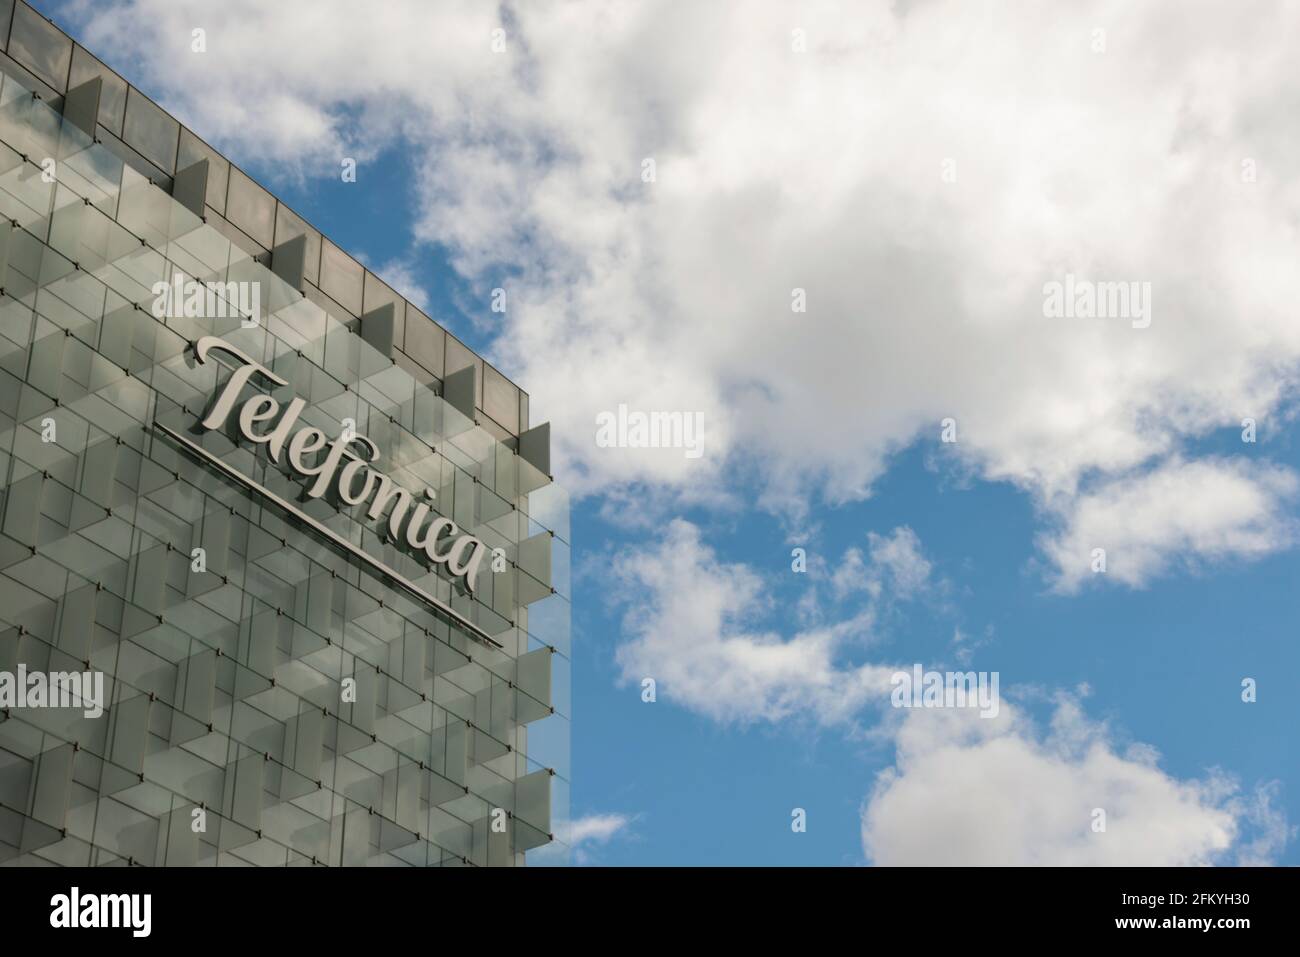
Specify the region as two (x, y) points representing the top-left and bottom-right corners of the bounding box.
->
(366, 256), (432, 313)
(829, 546), (875, 601)
(608, 512), (1289, 865)
(831, 525), (933, 602)
(862, 695), (1288, 865)
(867, 527), (932, 598)
(1040, 457), (1299, 591)
(612, 519), (896, 725)
(527, 812), (636, 865)
(568, 813), (634, 846)
(1232, 781), (1296, 866)
(74, 0), (1300, 583)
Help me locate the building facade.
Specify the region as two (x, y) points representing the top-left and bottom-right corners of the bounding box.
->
(0, 0), (571, 866)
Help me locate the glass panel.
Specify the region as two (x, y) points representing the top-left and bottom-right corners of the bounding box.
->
(8, 2), (72, 90)
(319, 239), (363, 315)
(69, 45), (128, 135)
(0, 70), (567, 866)
(122, 88), (179, 174)
(225, 166), (275, 248)
(177, 127), (230, 214)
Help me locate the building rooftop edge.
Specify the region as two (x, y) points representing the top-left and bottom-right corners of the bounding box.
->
(0, 0), (532, 444)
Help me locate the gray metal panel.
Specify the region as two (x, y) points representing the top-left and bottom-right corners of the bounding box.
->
(199, 506), (231, 576)
(396, 761), (421, 833)
(444, 719), (467, 787)
(56, 582), (95, 660)
(0, 627), (17, 674)
(8, 3), (72, 91)
(286, 707), (323, 780)
(297, 571), (332, 638)
(178, 648), (215, 724)
(122, 87), (180, 174)
(30, 744), (75, 829)
(0, 218), (10, 285)
(517, 530), (552, 583)
(69, 44), (127, 135)
(271, 233), (306, 291)
(483, 363), (520, 433)
(514, 768), (551, 845)
(163, 805), (198, 866)
(225, 166), (275, 248)
(516, 646), (553, 714)
(349, 667), (376, 734)
(362, 271), (404, 349)
(61, 76), (100, 136)
(26, 331), (65, 398)
(177, 127), (228, 213)
(273, 202), (319, 284)
(487, 818), (512, 866)
(394, 627), (425, 687)
(403, 303), (444, 377)
(110, 693), (151, 774)
(2, 472), (43, 547)
(359, 301), (395, 358)
(341, 802), (369, 865)
(228, 753), (264, 831)
(443, 365), (476, 420)
(171, 159), (209, 219)
(444, 336), (482, 408)
(79, 435), (117, 507)
(318, 239), (363, 315)
(246, 609), (278, 678)
(133, 543), (167, 614)
(518, 422), (550, 476)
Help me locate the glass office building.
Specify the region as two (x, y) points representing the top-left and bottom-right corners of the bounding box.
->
(0, 1), (571, 866)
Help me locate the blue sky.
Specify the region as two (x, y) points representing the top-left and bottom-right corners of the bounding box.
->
(560, 443), (1300, 865)
(45, 0), (1300, 865)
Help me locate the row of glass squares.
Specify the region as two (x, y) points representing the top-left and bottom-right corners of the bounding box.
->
(0, 112), (569, 544)
(0, 31), (529, 435)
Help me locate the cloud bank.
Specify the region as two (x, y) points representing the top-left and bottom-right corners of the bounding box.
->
(74, 0), (1300, 586)
(862, 695), (1288, 865)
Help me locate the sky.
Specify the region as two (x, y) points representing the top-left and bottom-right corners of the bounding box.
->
(42, 0), (1300, 865)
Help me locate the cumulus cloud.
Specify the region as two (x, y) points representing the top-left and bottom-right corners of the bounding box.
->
(1040, 457), (1299, 591)
(867, 527), (933, 598)
(71, 0), (1300, 584)
(862, 695), (1288, 865)
(610, 515), (1289, 865)
(831, 525), (934, 603)
(528, 812), (635, 865)
(612, 519), (896, 725)
(568, 813), (634, 846)
(567, 812), (636, 865)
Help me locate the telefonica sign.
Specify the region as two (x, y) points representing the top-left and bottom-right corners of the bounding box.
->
(155, 336), (499, 646)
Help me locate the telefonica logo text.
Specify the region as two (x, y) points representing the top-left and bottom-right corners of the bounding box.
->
(50, 888), (151, 937)
(0, 666), (103, 718)
(151, 270), (261, 328)
(191, 336), (489, 592)
(890, 666), (1000, 718)
(595, 404), (704, 459)
(1042, 274), (1151, 329)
